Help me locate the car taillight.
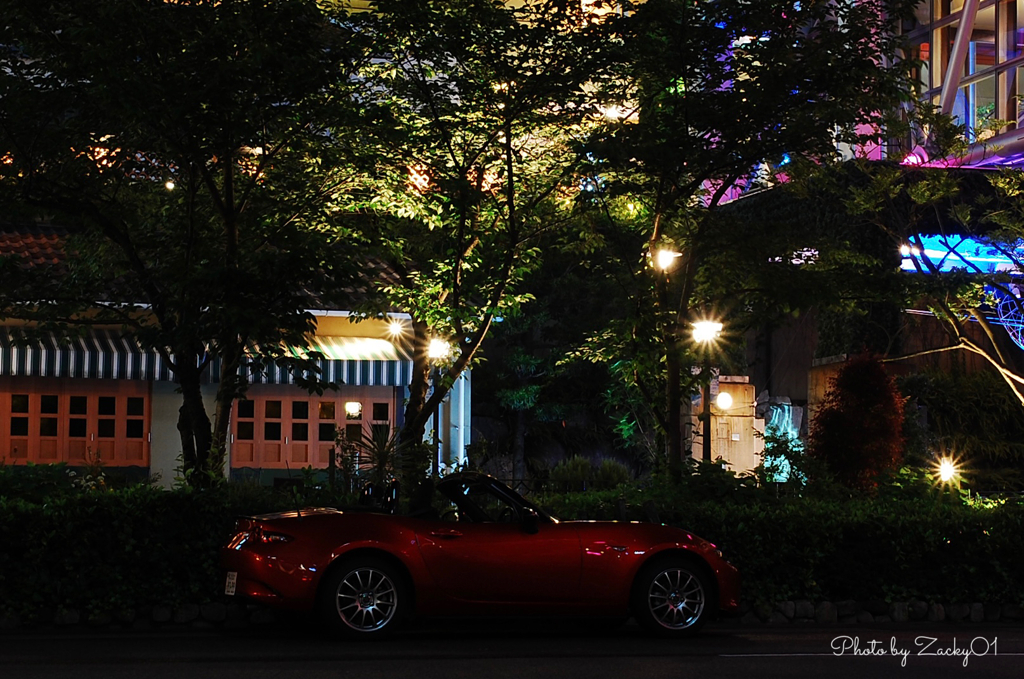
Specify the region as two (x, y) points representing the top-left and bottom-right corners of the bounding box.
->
(226, 531), (249, 550)
(257, 530), (293, 544)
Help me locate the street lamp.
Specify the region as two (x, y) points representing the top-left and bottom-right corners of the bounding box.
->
(428, 338), (451, 360)
(692, 320), (723, 462)
(936, 456), (961, 486)
(427, 337), (451, 475)
(654, 248), (682, 271)
(692, 320), (723, 343)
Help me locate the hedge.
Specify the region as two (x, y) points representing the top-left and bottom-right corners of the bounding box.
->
(536, 485), (1024, 607)
(1, 468), (1022, 621)
(0, 473), (352, 622)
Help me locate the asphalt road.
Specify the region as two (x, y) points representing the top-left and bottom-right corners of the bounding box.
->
(2, 619), (1023, 679)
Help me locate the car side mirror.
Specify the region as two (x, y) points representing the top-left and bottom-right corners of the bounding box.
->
(521, 508), (539, 535)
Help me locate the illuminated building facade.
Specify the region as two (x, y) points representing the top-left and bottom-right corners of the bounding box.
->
(904, 0), (1024, 166)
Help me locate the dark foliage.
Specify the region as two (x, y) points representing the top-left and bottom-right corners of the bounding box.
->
(538, 475), (1024, 607)
(808, 354), (906, 490)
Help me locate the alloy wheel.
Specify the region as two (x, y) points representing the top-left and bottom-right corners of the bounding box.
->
(335, 567), (398, 632)
(647, 567), (705, 630)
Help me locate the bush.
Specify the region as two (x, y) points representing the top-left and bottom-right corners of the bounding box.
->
(593, 459), (630, 490)
(536, 477), (1024, 607)
(0, 480), (357, 620)
(809, 353), (905, 490)
(1, 464), (1022, 621)
(549, 456), (593, 491)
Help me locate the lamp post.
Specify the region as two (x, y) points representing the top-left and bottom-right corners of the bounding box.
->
(653, 248), (683, 472)
(427, 338), (451, 476)
(692, 320), (723, 462)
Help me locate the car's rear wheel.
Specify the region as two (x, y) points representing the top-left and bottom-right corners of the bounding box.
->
(631, 557), (712, 637)
(319, 556), (408, 637)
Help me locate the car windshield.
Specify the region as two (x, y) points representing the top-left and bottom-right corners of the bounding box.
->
(433, 475), (559, 523)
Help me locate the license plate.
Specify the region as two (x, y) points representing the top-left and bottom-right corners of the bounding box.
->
(225, 571), (237, 596)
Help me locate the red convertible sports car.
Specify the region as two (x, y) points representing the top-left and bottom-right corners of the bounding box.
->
(222, 471), (740, 637)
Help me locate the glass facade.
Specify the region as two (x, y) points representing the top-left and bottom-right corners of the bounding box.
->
(906, 0), (1024, 150)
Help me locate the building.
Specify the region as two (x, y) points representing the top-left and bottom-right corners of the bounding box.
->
(0, 225), (471, 485)
(903, 0), (1024, 167)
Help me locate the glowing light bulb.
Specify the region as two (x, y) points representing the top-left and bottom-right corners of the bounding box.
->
(939, 458), (957, 483)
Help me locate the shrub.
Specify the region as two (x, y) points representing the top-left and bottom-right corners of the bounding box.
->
(549, 456), (593, 491)
(809, 353), (905, 490)
(537, 480), (1024, 607)
(593, 459), (631, 490)
(0, 481), (357, 620)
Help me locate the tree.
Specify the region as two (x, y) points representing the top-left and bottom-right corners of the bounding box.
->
(576, 0), (919, 467)
(350, 0), (612, 483)
(0, 0), (368, 482)
(837, 160), (1024, 408)
(808, 353), (905, 491)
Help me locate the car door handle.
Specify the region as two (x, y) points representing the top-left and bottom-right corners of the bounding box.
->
(429, 529), (463, 539)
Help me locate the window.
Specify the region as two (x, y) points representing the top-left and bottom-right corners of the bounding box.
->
(41, 395), (58, 414)
(319, 423), (336, 441)
(237, 421), (255, 440)
(70, 396), (87, 415)
(237, 400), (255, 418)
(10, 417), (28, 436)
(99, 397), (116, 416)
(230, 391), (396, 470)
(0, 380), (150, 466)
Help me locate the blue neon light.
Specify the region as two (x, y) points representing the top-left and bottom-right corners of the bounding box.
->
(900, 234), (1023, 274)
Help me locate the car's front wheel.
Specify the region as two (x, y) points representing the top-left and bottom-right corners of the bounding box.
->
(631, 557), (712, 637)
(319, 556), (408, 638)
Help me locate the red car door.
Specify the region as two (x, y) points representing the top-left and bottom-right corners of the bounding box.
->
(417, 518), (583, 605)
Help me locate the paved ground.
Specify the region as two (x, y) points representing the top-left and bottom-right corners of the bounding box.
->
(3, 619), (1022, 679)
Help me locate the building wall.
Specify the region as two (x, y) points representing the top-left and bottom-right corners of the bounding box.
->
(689, 380), (765, 474)
(149, 382), (220, 488)
(0, 314), (474, 484)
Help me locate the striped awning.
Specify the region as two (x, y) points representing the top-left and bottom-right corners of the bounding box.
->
(0, 328), (413, 387)
(0, 328), (173, 381)
(262, 335), (413, 386)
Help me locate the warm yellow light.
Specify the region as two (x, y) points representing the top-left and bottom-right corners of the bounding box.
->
(428, 338), (451, 360)
(344, 401), (363, 418)
(938, 458), (957, 483)
(655, 249), (682, 271)
(715, 392), (733, 410)
(165, 180), (175, 190)
(388, 320), (405, 336)
(407, 164), (430, 192)
(599, 104), (625, 120)
(692, 320), (723, 343)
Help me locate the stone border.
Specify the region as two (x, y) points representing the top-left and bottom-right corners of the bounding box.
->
(3, 599), (1023, 633)
(0, 601), (282, 633)
(728, 600), (1024, 626)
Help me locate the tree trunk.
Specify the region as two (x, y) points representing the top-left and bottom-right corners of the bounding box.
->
(399, 320), (432, 448)
(211, 336), (245, 478)
(398, 320), (433, 503)
(510, 409), (527, 484)
(174, 347), (214, 486)
(665, 343), (683, 479)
